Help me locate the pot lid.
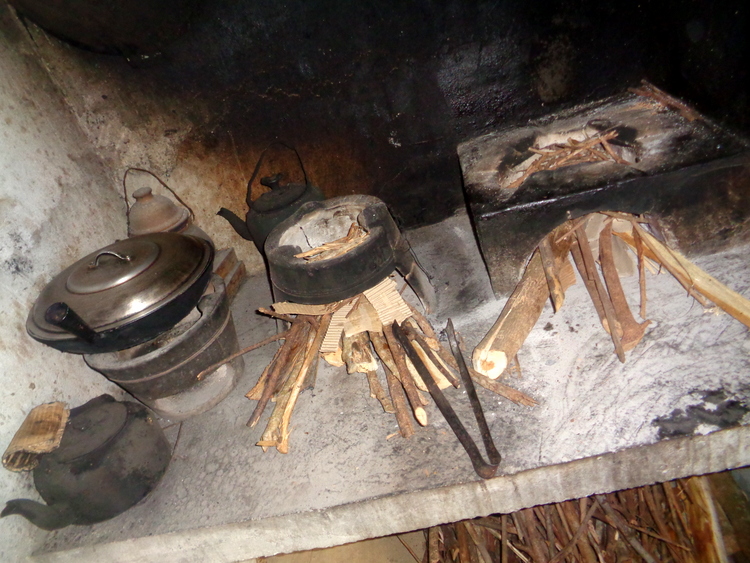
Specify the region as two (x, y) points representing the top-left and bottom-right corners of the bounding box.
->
(128, 187), (190, 236)
(27, 233), (213, 343)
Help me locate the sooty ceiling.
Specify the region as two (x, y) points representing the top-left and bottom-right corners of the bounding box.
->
(10, 0), (749, 228)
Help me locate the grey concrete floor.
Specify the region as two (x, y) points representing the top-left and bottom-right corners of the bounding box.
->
(32, 213), (750, 562)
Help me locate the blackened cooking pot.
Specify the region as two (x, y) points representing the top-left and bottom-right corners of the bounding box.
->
(26, 233), (214, 354)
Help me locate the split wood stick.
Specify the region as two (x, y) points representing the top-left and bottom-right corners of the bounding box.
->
(634, 228), (649, 319)
(383, 353), (414, 438)
(245, 344), (285, 400)
(643, 478), (685, 562)
(517, 509), (549, 563)
(574, 226), (626, 362)
(539, 234), (566, 312)
(405, 303), (439, 343)
(197, 330), (288, 381)
(428, 527), (440, 563)
(404, 317), (439, 351)
(551, 500), (598, 563)
(255, 339), (306, 451)
(276, 313), (333, 454)
(469, 366), (538, 407)
(383, 324), (428, 426)
(465, 522), (494, 563)
(599, 221), (651, 352)
(247, 320), (311, 427)
(342, 331), (378, 374)
(501, 514), (509, 563)
(411, 340), (454, 390)
(257, 307), (296, 323)
(595, 495), (658, 563)
(615, 229), (713, 308)
(473, 249), (549, 378)
(455, 523), (472, 563)
(370, 331), (429, 399)
(365, 370), (395, 413)
(570, 234), (609, 332)
(634, 224), (750, 328)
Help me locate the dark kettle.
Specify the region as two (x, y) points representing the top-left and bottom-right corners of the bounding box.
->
(2, 395), (171, 530)
(218, 172), (324, 253)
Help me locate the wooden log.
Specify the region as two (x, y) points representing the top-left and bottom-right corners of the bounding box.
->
(473, 249), (549, 379)
(599, 220), (650, 352)
(428, 527), (440, 563)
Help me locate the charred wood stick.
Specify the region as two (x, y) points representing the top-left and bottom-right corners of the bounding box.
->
(599, 221), (650, 352)
(473, 249), (549, 378)
(595, 495), (658, 563)
(370, 331), (429, 403)
(197, 330), (288, 381)
(574, 226), (626, 362)
(275, 313), (332, 454)
(383, 356), (414, 438)
(247, 320), (311, 427)
(383, 324), (428, 426)
(365, 370), (395, 413)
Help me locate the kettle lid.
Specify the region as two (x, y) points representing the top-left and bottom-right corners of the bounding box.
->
(53, 397), (127, 462)
(128, 187), (190, 236)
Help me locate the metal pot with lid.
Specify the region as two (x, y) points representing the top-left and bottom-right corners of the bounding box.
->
(27, 233), (214, 354)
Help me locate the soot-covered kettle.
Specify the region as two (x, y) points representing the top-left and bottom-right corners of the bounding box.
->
(217, 143), (324, 253)
(2, 395), (171, 530)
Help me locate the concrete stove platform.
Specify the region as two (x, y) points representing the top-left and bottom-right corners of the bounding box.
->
(33, 213), (750, 562)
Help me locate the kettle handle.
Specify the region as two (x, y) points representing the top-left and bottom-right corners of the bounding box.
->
(245, 142), (309, 208)
(122, 167), (195, 226)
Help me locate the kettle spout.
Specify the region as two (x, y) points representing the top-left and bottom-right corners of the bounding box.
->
(2, 499), (73, 531)
(217, 208), (254, 241)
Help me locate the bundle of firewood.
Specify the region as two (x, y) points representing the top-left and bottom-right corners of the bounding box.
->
(473, 211), (750, 379)
(245, 276), (536, 454)
(424, 475), (737, 563)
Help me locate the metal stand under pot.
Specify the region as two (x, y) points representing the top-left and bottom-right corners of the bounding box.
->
(84, 275), (243, 420)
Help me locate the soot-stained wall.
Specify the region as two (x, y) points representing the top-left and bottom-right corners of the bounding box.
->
(13, 0), (749, 243)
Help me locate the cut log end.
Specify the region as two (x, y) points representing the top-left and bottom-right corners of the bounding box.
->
(472, 350), (508, 380)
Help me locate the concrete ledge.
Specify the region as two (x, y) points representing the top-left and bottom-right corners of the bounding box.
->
(33, 425), (750, 563)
